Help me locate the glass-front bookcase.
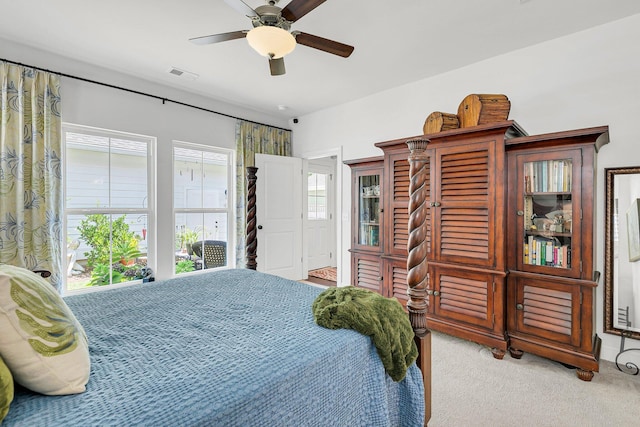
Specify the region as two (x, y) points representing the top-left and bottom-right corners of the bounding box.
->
(346, 157), (383, 291)
(518, 150), (582, 277)
(358, 173), (381, 248)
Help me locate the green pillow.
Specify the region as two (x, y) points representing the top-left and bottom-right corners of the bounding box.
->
(0, 356), (13, 423)
(0, 265), (90, 395)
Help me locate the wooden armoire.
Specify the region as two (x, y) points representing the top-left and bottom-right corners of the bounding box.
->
(347, 121), (609, 380)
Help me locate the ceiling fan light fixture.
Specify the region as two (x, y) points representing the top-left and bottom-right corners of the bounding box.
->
(246, 26), (296, 59)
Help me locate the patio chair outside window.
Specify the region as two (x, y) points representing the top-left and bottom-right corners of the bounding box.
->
(192, 240), (227, 269)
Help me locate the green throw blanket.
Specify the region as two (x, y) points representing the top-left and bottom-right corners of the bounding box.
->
(312, 287), (418, 382)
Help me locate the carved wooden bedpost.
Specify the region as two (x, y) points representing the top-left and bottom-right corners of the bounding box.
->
(406, 137), (432, 425)
(407, 138), (430, 332)
(246, 166), (258, 270)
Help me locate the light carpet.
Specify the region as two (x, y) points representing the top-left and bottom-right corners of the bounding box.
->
(429, 331), (640, 426)
(300, 280), (328, 289)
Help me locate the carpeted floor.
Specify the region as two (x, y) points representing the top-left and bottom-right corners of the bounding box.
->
(308, 266), (337, 282)
(299, 280), (329, 289)
(429, 331), (640, 426)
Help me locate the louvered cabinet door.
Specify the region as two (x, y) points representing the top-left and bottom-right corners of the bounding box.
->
(351, 252), (383, 294)
(429, 264), (498, 331)
(431, 140), (502, 268)
(385, 151), (431, 257)
(387, 152), (410, 256)
(509, 274), (581, 347)
(383, 257), (410, 308)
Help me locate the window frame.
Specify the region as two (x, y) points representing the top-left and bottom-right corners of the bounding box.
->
(172, 140), (236, 275)
(62, 123), (156, 294)
(308, 171), (329, 220)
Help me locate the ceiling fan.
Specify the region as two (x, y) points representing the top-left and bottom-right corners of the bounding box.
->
(190, 0), (354, 76)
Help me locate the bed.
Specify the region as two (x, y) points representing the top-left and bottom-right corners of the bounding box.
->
(2, 164), (432, 426)
(3, 268), (424, 426)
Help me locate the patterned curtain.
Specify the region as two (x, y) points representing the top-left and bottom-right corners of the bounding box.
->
(235, 120), (291, 267)
(0, 62), (63, 291)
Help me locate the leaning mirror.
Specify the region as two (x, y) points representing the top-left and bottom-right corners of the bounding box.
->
(605, 166), (640, 339)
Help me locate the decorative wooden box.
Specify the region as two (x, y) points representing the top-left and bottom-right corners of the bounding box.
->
(423, 111), (459, 134)
(457, 94), (511, 128)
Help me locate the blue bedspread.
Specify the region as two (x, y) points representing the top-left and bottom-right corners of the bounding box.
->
(6, 269), (424, 426)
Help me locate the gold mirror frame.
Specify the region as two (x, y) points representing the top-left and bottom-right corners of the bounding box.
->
(604, 166), (640, 339)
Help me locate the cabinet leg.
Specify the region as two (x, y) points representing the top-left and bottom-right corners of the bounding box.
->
(491, 348), (506, 360)
(576, 369), (594, 382)
(509, 348), (523, 359)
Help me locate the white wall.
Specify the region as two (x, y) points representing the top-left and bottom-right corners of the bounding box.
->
(4, 14), (639, 361)
(292, 14), (640, 362)
(1, 38), (289, 281)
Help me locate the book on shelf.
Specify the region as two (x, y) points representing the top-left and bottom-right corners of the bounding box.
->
(526, 160), (573, 193)
(370, 226), (379, 246)
(360, 224), (380, 246)
(545, 241), (554, 265)
(524, 196), (533, 229)
(525, 234), (570, 268)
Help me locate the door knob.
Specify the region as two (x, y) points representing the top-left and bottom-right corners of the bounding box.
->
(257, 225), (263, 230)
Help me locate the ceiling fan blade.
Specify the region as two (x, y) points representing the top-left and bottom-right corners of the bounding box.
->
(189, 31), (247, 45)
(281, 0), (326, 22)
(295, 32), (354, 58)
(224, 0), (258, 17)
(269, 57), (286, 76)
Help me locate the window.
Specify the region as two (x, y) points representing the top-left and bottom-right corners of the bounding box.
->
(173, 142), (234, 275)
(308, 172), (328, 220)
(64, 124), (154, 293)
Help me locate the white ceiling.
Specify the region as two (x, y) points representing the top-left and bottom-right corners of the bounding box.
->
(2, 0), (640, 120)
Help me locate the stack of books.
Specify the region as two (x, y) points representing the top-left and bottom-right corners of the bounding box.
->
(524, 160), (572, 193)
(523, 235), (570, 268)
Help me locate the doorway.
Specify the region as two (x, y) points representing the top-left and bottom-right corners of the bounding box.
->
(305, 153), (339, 286)
(254, 149), (341, 285)
(255, 153), (304, 280)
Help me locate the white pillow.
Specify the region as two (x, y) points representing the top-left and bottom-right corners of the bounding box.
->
(0, 265), (90, 395)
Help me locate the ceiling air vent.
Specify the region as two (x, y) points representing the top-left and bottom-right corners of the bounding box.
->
(167, 67), (199, 81)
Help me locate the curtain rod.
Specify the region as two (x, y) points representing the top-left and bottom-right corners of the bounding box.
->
(0, 57), (291, 132)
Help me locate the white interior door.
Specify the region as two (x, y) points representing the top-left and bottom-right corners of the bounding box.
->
(255, 153), (304, 280)
(307, 159), (336, 270)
